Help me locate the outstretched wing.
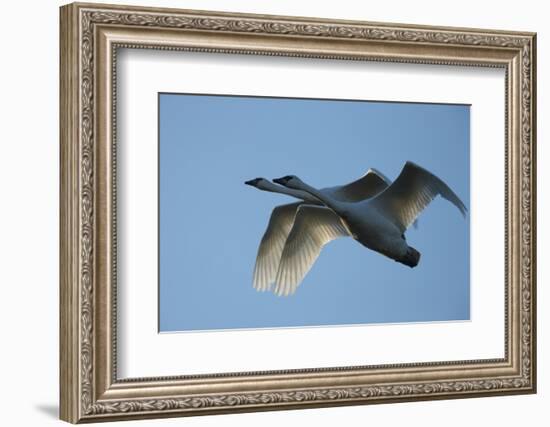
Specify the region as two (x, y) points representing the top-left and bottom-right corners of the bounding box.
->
(329, 168), (390, 202)
(370, 161), (467, 232)
(252, 203), (302, 291)
(274, 205), (349, 296)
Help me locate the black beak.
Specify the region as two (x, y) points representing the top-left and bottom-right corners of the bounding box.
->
(272, 175), (292, 187)
(244, 180), (255, 186)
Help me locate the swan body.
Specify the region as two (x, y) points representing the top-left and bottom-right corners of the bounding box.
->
(245, 170), (391, 292)
(273, 161), (467, 295)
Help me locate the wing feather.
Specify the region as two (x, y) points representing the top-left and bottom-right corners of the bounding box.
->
(371, 161), (467, 232)
(329, 168), (390, 202)
(252, 203), (302, 291)
(274, 205), (349, 296)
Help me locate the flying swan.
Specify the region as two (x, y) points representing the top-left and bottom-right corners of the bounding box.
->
(245, 170), (392, 292)
(272, 161), (467, 296)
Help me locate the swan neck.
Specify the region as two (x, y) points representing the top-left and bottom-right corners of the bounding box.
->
(295, 182), (341, 212)
(262, 181), (309, 199)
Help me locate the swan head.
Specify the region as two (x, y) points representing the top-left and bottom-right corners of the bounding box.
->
(272, 175), (302, 190)
(244, 177), (271, 189)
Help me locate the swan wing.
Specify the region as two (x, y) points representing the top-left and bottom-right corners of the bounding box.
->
(253, 202), (302, 291)
(274, 205), (349, 296)
(329, 168), (390, 202)
(371, 161), (467, 232)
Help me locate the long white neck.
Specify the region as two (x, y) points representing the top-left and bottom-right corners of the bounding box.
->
(259, 181), (317, 203)
(290, 180), (344, 213)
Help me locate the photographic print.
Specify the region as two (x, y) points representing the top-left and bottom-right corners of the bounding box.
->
(159, 94), (470, 332)
(60, 4), (536, 421)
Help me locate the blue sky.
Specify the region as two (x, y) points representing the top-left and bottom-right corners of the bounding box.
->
(159, 93), (470, 332)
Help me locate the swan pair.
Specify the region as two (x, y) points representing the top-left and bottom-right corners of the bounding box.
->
(246, 161), (467, 296)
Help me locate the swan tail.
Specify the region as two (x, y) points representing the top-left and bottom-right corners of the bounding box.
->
(395, 246), (421, 268)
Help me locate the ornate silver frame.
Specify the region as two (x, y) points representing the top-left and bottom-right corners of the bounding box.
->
(60, 2), (536, 423)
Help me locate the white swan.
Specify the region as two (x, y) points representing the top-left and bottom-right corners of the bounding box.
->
(272, 161), (467, 296)
(245, 170), (391, 292)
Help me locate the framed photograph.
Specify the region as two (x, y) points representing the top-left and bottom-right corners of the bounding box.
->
(60, 2), (537, 423)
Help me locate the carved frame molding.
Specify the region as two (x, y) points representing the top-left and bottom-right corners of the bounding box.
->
(60, 2), (536, 423)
